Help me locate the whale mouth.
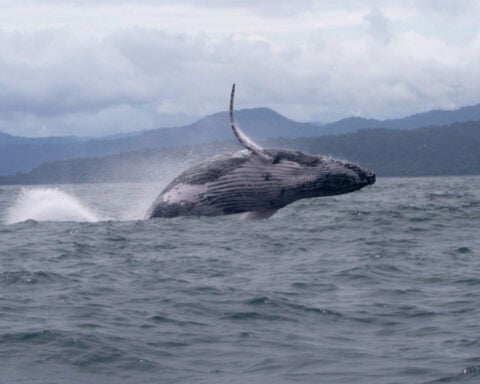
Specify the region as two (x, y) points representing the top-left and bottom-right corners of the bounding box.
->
(358, 170), (375, 187)
(367, 172), (376, 185)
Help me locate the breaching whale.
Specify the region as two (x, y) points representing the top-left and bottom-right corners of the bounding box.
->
(147, 84), (375, 219)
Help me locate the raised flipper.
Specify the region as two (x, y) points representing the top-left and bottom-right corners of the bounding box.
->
(230, 84), (273, 161)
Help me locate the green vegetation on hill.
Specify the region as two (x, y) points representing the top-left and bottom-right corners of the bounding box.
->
(1, 120), (479, 185)
(276, 121), (480, 176)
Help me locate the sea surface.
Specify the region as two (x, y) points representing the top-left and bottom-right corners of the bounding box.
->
(1, 177), (479, 384)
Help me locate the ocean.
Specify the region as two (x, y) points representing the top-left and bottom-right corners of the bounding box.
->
(1, 176), (479, 384)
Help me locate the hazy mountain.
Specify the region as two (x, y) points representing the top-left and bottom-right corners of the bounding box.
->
(2, 102), (480, 177)
(320, 103), (480, 135)
(101, 108), (321, 150)
(2, 120), (480, 185)
(0, 132), (20, 146)
(0, 132), (85, 146)
(0, 108), (320, 176)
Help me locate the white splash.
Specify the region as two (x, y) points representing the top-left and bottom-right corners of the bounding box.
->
(5, 188), (103, 224)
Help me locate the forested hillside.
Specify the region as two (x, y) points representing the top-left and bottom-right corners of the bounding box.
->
(1, 121), (479, 184)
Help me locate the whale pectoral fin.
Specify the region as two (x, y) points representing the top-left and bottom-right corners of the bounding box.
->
(240, 209), (278, 220)
(230, 84), (273, 162)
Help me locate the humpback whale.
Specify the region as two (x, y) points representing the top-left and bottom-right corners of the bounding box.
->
(147, 84), (375, 219)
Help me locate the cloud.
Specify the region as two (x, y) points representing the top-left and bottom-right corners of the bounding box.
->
(0, 1), (479, 136)
(364, 7), (392, 43)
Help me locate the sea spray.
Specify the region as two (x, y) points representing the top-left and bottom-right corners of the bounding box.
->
(5, 188), (103, 224)
(116, 183), (166, 221)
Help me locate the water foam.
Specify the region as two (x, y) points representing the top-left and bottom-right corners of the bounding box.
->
(5, 188), (103, 224)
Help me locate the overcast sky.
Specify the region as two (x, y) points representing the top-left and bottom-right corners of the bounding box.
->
(0, 0), (479, 137)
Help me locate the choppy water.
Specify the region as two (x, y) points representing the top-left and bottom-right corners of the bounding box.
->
(1, 177), (480, 384)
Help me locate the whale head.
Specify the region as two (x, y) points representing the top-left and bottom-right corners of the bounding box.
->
(309, 156), (375, 196)
(263, 149), (375, 200)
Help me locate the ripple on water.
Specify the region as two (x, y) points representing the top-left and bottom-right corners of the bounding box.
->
(431, 365), (480, 383)
(462, 365), (480, 375)
(226, 311), (296, 322)
(454, 247), (472, 254)
(0, 270), (70, 286)
(243, 295), (345, 324)
(0, 329), (157, 373)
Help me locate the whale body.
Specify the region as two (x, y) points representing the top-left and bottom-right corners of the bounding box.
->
(147, 85), (375, 219)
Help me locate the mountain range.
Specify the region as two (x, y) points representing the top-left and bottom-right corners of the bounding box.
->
(0, 108), (318, 176)
(2, 119), (480, 185)
(318, 103), (480, 134)
(1, 102), (480, 177)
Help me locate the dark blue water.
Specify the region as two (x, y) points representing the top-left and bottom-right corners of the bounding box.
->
(1, 177), (480, 383)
